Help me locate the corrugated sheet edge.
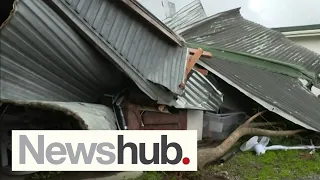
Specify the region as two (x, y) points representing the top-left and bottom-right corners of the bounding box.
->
(174, 69), (223, 111)
(198, 61), (318, 132)
(0, 0), (18, 29)
(1, 99), (117, 130)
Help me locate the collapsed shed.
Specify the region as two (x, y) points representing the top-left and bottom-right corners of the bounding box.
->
(1, 0), (320, 175)
(0, 0), (224, 157)
(173, 8), (320, 131)
(1, 0), (223, 112)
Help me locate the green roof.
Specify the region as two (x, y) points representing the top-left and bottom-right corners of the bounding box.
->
(181, 8), (320, 84)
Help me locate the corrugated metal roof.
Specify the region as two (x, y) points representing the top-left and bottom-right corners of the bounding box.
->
(1, 0), (125, 102)
(162, 0), (206, 34)
(3, 99), (117, 130)
(180, 8), (320, 131)
(199, 58), (320, 131)
(174, 69), (223, 111)
(182, 8), (320, 84)
(47, 0), (188, 101)
(120, 0), (184, 46)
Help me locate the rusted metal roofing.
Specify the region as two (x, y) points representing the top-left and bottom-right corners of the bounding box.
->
(2, 99), (118, 130)
(174, 69), (223, 111)
(1, 0), (125, 102)
(163, 0), (206, 34)
(198, 58), (320, 131)
(182, 8), (320, 84)
(47, 0), (188, 102)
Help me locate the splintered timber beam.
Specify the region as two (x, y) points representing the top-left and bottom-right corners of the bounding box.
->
(179, 48), (211, 89)
(189, 48), (212, 58)
(185, 48), (203, 78)
(195, 67), (208, 76)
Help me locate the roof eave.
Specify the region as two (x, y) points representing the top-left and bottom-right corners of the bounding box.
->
(282, 29), (320, 38)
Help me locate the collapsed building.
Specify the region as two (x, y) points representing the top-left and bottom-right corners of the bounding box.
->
(1, 0), (320, 175)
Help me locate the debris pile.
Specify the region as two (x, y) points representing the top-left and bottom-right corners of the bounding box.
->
(1, 0), (320, 175)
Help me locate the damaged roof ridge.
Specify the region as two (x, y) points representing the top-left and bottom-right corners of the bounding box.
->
(187, 43), (315, 80)
(163, 0), (205, 21)
(162, 0), (207, 33)
(179, 7), (242, 34)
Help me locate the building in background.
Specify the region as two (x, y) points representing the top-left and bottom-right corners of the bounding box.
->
(138, 0), (194, 20)
(163, 0), (206, 33)
(162, 0), (176, 18)
(274, 25), (320, 54)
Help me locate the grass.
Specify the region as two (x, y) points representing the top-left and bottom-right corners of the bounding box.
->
(26, 172), (63, 180)
(127, 171), (165, 180)
(26, 137), (320, 180)
(132, 137), (320, 180)
(212, 149), (320, 180)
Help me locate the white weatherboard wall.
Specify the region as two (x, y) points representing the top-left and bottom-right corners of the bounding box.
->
(287, 36), (320, 54)
(187, 110), (204, 140)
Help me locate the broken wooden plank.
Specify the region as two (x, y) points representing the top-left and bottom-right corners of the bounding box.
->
(179, 48), (208, 89)
(185, 48), (203, 79)
(195, 67), (208, 76)
(158, 104), (166, 112)
(138, 105), (170, 113)
(189, 48), (212, 58)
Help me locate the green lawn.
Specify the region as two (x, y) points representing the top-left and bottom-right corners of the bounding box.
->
(132, 137), (320, 180)
(211, 149), (320, 180)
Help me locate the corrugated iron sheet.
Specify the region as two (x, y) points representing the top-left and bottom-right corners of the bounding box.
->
(2, 99), (118, 130)
(0, 0), (125, 102)
(175, 69), (223, 111)
(120, 0), (184, 46)
(162, 0), (206, 34)
(182, 8), (320, 83)
(199, 58), (320, 131)
(47, 0), (188, 99)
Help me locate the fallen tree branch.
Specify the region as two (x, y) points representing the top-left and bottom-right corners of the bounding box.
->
(197, 126), (305, 169)
(244, 128), (306, 136)
(244, 110), (267, 126)
(197, 111), (307, 169)
(248, 122), (280, 127)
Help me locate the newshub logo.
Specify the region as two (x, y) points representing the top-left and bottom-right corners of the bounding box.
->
(12, 130), (197, 171)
